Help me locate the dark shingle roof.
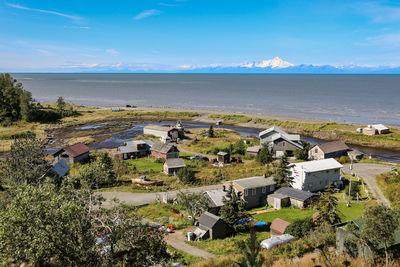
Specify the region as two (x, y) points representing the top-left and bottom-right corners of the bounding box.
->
(316, 140), (349, 154)
(274, 187), (316, 201)
(62, 143), (90, 157)
(151, 142), (177, 154)
(199, 212), (222, 228)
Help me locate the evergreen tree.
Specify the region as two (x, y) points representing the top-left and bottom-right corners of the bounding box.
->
(56, 96), (66, 114)
(273, 153), (292, 188)
(208, 125), (214, 138)
(220, 184), (250, 234)
(234, 139), (246, 155)
(0, 73), (27, 124)
(294, 141), (311, 161)
(256, 144), (273, 164)
(315, 184), (341, 225)
(236, 227), (265, 267)
(177, 167), (196, 184)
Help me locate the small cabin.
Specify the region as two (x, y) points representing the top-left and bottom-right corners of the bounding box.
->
(217, 152), (230, 164)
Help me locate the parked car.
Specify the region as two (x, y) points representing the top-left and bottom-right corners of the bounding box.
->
(190, 155), (208, 161)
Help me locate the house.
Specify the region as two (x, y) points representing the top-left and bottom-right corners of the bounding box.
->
(336, 218), (400, 259)
(372, 124), (390, 134)
(164, 158), (186, 175)
(217, 151), (230, 164)
(117, 139), (154, 159)
(204, 189), (227, 215)
(50, 159), (70, 177)
(194, 212), (227, 240)
(150, 142), (180, 159)
(259, 126), (303, 157)
(143, 124), (180, 141)
(53, 143), (90, 164)
(308, 140), (350, 160)
(267, 187), (316, 209)
(362, 125), (378, 135)
(246, 146), (261, 157)
(223, 176), (276, 209)
(290, 158), (343, 192)
(270, 218), (291, 237)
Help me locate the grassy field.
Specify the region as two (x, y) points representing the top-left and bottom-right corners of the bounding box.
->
(126, 157), (164, 172)
(191, 230), (270, 255)
(252, 208), (317, 223)
(337, 202), (365, 221)
(375, 168), (400, 209)
(137, 202), (193, 229)
(167, 246), (203, 266)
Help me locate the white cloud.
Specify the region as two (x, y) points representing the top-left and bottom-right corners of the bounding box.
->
(6, 3), (82, 22)
(35, 49), (57, 56)
(133, 9), (161, 20)
(178, 64), (194, 69)
(365, 33), (400, 48)
(64, 26), (91, 30)
(106, 49), (119, 56)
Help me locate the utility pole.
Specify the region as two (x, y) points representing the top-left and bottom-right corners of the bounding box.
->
(347, 160), (353, 207)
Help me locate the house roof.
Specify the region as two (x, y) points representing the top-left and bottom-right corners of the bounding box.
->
(151, 142), (178, 154)
(231, 176), (276, 189)
(372, 124), (389, 131)
(217, 151), (228, 156)
(274, 187), (316, 201)
(144, 124), (177, 132)
(270, 133), (303, 149)
(51, 159), (70, 177)
(268, 193), (289, 199)
(204, 189), (226, 207)
(164, 158), (186, 168)
(259, 126), (301, 142)
(315, 140), (349, 154)
(62, 143), (90, 157)
(291, 158), (343, 173)
(247, 146), (261, 153)
(199, 212), (223, 228)
(118, 139), (153, 154)
(270, 218), (291, 234)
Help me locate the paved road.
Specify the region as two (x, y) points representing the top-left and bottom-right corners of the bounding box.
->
(98, 184), (221, 208)
(166, 228), (215, 259)
(342, 163), (393, 207)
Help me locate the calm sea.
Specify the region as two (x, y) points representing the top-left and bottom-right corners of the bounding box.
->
(11, 73), (400, 126)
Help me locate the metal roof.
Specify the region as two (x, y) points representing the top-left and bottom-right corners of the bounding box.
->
(151, 142), (178, 154)
(217, 151), (228, 156)
(231, 176), (276, 189)
(144, 124), (177, 132)
(274, 187), (316, 201)
(164, 158), (186, 168)
(247, 146), (261, 153)
(51, 159), (70, 177)
(204, 189), (226, 207)
(290, 158), (343, 173)
(62, 143), (90, 157)
(259, 126), (301, 142)
(199, 212), (223, 228)
(118, 139), (153, 154)
(372, 124), (389, 131)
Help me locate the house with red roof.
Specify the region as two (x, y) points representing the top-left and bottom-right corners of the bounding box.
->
(54, 143), (91, 164)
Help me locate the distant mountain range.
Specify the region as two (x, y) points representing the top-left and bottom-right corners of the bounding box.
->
(178, 57), (400, 74)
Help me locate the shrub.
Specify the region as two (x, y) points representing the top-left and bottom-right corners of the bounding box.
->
(285, 218), (315, 238)
(177, 167), (197, 184)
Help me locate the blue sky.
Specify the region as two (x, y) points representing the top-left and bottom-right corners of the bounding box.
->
(1, 0), (400, 71)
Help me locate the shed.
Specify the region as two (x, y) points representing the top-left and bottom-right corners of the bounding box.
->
(362, 126), (377, 136)
(151, 142), (179, 159)
(372, 124), (390, 134)
(268, 187), (316, 209)
(163, 158), (186, 175)
(217, 151), (230, 164)
(204, 189), (226, 214)
(246, 146), (261, 157)
(270, 218), (291, 237)
(195, 212), (227, 240)
(54, 143), (90, 164)
(143, 124), (179, 141)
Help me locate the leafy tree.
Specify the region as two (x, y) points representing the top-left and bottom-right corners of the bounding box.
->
(94, 203), (170, 266)
(315, 184), (341, 225)
(19, 89), (34, 122)
(294, 140), (311, 161)
(208, 125), (214, 138)
(285, 218), (314, 238)
(175, 191), (210, 219)
(177, 167), (196, 184)
(274, 153), (292, 188)
(236, 227), (265, 267)
(56, 96), (66, 114)
(360, 204), (399, 266)
(75, 153), (116, 189)
(256, 145), (273, 164)
(1, 135), (50, 187)
(0, 180), (102, 266)
(308, 223), (336, 267)
(0, 73), (28, 124)
(345, 180), (361, 200)
(234, 139), (246, 155)
(220, 184), (250, 234)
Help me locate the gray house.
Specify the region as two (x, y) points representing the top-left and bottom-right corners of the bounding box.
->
(194, 212), (227, 240)
(163, 158), (186, 175)
(267, 187), (316, 209)
(308, 140), (349, 160)
(259, 127), (303, 157)
(223, 176), (276, 209)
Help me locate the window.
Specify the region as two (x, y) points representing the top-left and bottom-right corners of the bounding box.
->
(315, 148), (318, 153)
(252, 188), (256, 196)
(262, 187), (266, 193)
(244, 189), (248, 196)
(282, 142), (286, 147)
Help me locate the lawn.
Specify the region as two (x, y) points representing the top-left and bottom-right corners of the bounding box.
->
(137, 202), (193, 230)
(190, 230), (270, 255)
(167, 246), (203, 266)
(252, 208), (317, 223)
(337, 202), (365, 221)
(126, 157), (164, 172)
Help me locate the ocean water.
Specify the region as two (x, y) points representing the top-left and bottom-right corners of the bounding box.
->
(11, 73), (400, 126)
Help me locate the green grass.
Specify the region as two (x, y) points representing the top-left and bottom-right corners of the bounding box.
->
(252, 207), (317, 223)
(167, 246), (203, 265)
(126, 157), (164, 172)
(191, 231), (270, 255)
(337, 202), (365, 221)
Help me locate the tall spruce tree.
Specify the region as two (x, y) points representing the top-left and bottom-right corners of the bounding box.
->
(273, 153), (292, 188)
(315, 184), (341, 225)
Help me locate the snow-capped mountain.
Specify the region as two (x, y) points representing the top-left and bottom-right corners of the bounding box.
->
(241, 57), (295, 69)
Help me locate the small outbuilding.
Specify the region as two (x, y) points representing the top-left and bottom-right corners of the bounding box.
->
(372, 124), (390, 134)
(217, 151), (230, 164)
(143, 124), (180, 141)
(50, 159), (70, 177)
(151, 142), (180, 159)
(204, 189), (226, 215)
(53, 143), (90, 164)
(268, 187), (316, 209)
(194, 212), (227, 240)
(163, 158), (186, 175)
(246, 146), (261, 157)
(270, 218), (291, 237)
(362, 125), (378, 136)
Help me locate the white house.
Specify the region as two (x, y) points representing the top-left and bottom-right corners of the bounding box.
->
(289, 158), (343, 192)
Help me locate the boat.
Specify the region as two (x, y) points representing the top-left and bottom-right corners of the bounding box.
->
(131, 176), (164, 186)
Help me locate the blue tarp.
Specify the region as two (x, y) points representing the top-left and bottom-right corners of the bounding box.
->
(254, 221), (269, 227)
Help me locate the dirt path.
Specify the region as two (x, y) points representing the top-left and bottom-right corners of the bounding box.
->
(342, 163), (393, 207)
(165, 228), (215, 259)
(98, 184), (222, 208)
